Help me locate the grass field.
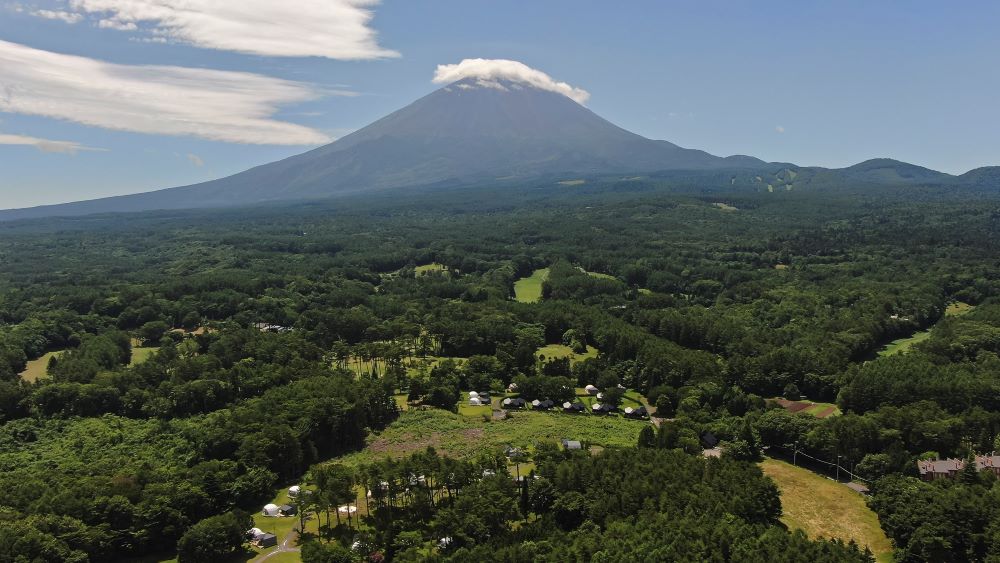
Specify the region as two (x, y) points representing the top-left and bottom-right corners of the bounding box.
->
(878, 330), (932, 357)
(536, 344), (598, 365)
(414, 263), (448, 276)
(946, 301), (974, 317)
(575, 267), (617, 281)
(338, 407), (647, 466)
(761, 458), (893, 562)
(514, 268), (549, 303)
(713, 202), (738, 212)
(774, 398), (841, 418)
(19, 350), (61, 382)
(878, 302), (975, 358)
(557, 179), (586, 186)
(129, 347), (158, 367)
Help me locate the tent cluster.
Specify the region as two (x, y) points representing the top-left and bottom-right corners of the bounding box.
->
(261, 503), (297, 517)
(502, 397), (527, 409)
(248, 527), (277, 548)
(531, 399), (556, 411)
(624, 406), (649, 419)
(468, 391), (491, 406)
(591, 403), (616, 414)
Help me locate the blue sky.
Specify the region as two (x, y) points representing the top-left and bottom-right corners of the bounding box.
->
(1, 0), (999, 209)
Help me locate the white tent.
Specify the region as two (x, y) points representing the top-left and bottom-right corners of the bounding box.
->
(338, 505), (359, 515)
(592, 403), (603, 412)
(288, 485), (301, 498)
(563, 402), (572, 409)
(624, 407), (634, 415)
(585, 384), (599, 395)
(502, 398), (512, 406)
(468, 391), (480, 398)
(469, 397), (482, 406)
(596, 392), (604, 400)
(531, 399), (541, 407)
(262, 503), (280, 517)
(507, 382), (518, 392)
(248, 527), (265, 540)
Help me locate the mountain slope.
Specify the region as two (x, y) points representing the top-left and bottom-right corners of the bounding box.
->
(0, 78), (768, 220)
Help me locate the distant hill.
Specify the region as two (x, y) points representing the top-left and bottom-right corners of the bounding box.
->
(0, 78), (771, 221)
(1, 77), (997, 222)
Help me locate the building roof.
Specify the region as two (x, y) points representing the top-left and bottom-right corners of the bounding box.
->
(917, 455), (1000, 476)
(562, 439), (583, 449)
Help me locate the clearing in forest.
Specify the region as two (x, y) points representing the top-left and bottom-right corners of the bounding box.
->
(713, 202), (738, 212)
(18, 350), (62, 382)
(514, 268), (549, 303)
(761, 458), (893, 562)
(130, 347), (158, 367)
(536, 344), (598, 365)
(774, 398), (841, 418)
(414, 263), (449, 276)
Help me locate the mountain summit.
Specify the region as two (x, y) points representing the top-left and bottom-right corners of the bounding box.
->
(1, 73), (768, 220)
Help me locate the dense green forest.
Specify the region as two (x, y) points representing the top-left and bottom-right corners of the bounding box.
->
(1, 176), (999, 562)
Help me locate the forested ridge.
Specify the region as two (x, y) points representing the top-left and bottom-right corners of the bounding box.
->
(1, 176), (999, 562)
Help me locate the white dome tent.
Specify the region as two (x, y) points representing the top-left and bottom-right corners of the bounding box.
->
(468, 391), (480, 399)
(288, 485), (301, 498)
(248, 527), (265, 540)
(585, 384), (598, 395)
(262, 503), (280, 517)
(469, 397), (483, 406)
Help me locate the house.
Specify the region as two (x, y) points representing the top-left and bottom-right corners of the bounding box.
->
(279, 504), (297, 516)
(258, 533), (278, 548)
(917, 455), (1000, 481)
(562, 439), (583, 450)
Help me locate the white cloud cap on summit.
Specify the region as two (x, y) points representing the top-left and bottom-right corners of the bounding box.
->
(32, 0), (397, 60)
(433, 59), (590, 105)
(0, 39), (334, 145)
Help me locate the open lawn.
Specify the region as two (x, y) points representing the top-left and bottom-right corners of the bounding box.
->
(773, 398), (841, 418)
(513, 268), (549, 303)
(415, 263), (448, 276)
(946, 301), (974, 317)
(878, 329), (932, 357)
(575, 266), (617, 281)
(761, 458), (893, 562)
(19, 350), (61, 382)
(337, 407), (647, 466)
(536, 344), (598, 365)
(129, 347), (158, 367)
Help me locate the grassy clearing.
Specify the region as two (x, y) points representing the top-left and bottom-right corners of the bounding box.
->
(575, 266), (617, 281)
(946, 301), (974, 317)
(414, 263), (448, 276)
(514, 268), (549, 303)
(129, 347), (158, 367)
(536, 344), (598, 365)
(458, 391), (493, 418)
(878, 330), (932, 357)
(338, 408), (647, 466)
(761, 458), (893, 562)
(557, 179), (586, 186)
(19, 351), (61, 382)
(713, 202), (738, 212)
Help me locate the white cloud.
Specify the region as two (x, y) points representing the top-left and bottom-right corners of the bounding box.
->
(0, 39), (335, 145)
(186, 153), (204, 167)
(47, 0), (399, 60)
(32, 9), (83, 23)
(775, 125), (785, 133)
(0, 132), (105, 154)
(432, 58), (590, 105)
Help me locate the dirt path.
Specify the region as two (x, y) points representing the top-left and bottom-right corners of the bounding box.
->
(252, 530), (300, 562)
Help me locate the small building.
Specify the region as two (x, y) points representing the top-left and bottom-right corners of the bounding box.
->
(625, 406), (648, 419)
(562, 439), (583, 450)
(279, 504), (297, 516)
(258, 533), (278, 548)
(262, 503), (280, 517)
(503, 397), (526, 409)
